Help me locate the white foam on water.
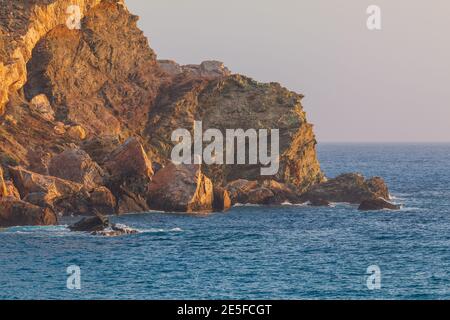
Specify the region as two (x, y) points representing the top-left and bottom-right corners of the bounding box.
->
(233, 203), (262, 207)
(138, 227), (184, 234)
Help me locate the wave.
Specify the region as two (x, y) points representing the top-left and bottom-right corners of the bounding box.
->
(233, 203), (262, 207)
(1, 224), (183, 236)
(280, 201), (309, 207)
(138, 227), (183, 233)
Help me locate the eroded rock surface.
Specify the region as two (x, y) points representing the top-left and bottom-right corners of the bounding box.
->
(49, 148), (105, 188)
(225, 179), (300, 205)
(0, 198), (57, 228)
(358, 198), (401, 211)
(148, 163), (214, 213)
(0, 1), (396, 226)
(9, 166), (116, 215)
(68, 213), (138, 236)
(104, 138), (154, 214)
(301, 173), (392, 205)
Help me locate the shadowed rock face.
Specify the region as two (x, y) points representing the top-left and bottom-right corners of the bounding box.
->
(104, 138), (154, 214)
(0, 198), (57, 228)
(300, 173), (391, 204)
(358, 198), (400, 211)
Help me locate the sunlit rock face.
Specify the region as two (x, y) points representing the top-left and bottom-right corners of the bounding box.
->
(0, 0), (326, 221)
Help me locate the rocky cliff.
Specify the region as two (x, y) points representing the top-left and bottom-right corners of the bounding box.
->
(0, 1), (394, 227)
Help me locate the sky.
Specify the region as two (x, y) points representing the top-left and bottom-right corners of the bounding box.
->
(127, 0), (450, 143)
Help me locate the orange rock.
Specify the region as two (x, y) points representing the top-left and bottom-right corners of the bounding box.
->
(49, 148), (105, 188)
(0, 198), (57, 228)
(53, 122), (66, 135)
(30, 94), (54, 121)
(0, 166), (8, 198)
(67, 125), (87, 140)
(148, 163), (214, 213)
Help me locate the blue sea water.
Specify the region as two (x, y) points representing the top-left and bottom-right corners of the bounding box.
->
(0, 143), (449, 300)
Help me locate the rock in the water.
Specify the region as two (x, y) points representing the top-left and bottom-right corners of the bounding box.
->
(68, 214), (110, 232)
(366, 177), (390, 200)
(69, 215), (138, 237)
(148, 163), (214, 213)
(104, 138), (154, 214)
(0, 198), (57, 228)
(301, 173), (391, 204)
(358, 198), (400, 211)
(308, 198), (331, 207)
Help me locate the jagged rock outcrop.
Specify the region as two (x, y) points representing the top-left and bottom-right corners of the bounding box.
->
(1, 1), (323, 197)
(358, 198), (400, 211)
(225, 179), (300, 205)
(158, 60), (231, 79)
(49, 148), (105, 188)
(68, 213), (138, 236)
(0, 198), (57, 228)
(9, 166), (116, 215)
(148, 163), (214, 213)
(0, 0), (110, 115)
(300, 173), (392, 205)
(104, 137), (153, 214)
(147, 75), (324, 191)
(0, 1), (396, 226)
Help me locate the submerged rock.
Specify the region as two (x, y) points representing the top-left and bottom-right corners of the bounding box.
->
(358, 198), (400, 211)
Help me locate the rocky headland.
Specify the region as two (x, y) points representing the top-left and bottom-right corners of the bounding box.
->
(0, 0), (399, 230)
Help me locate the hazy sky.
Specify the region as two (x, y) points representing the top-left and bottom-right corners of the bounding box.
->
(127, 0), (450, 142)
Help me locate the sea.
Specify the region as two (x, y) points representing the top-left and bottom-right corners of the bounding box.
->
(0, 143), (449, 300)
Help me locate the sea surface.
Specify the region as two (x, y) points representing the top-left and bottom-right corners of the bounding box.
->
(1, 143), (449, 300)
